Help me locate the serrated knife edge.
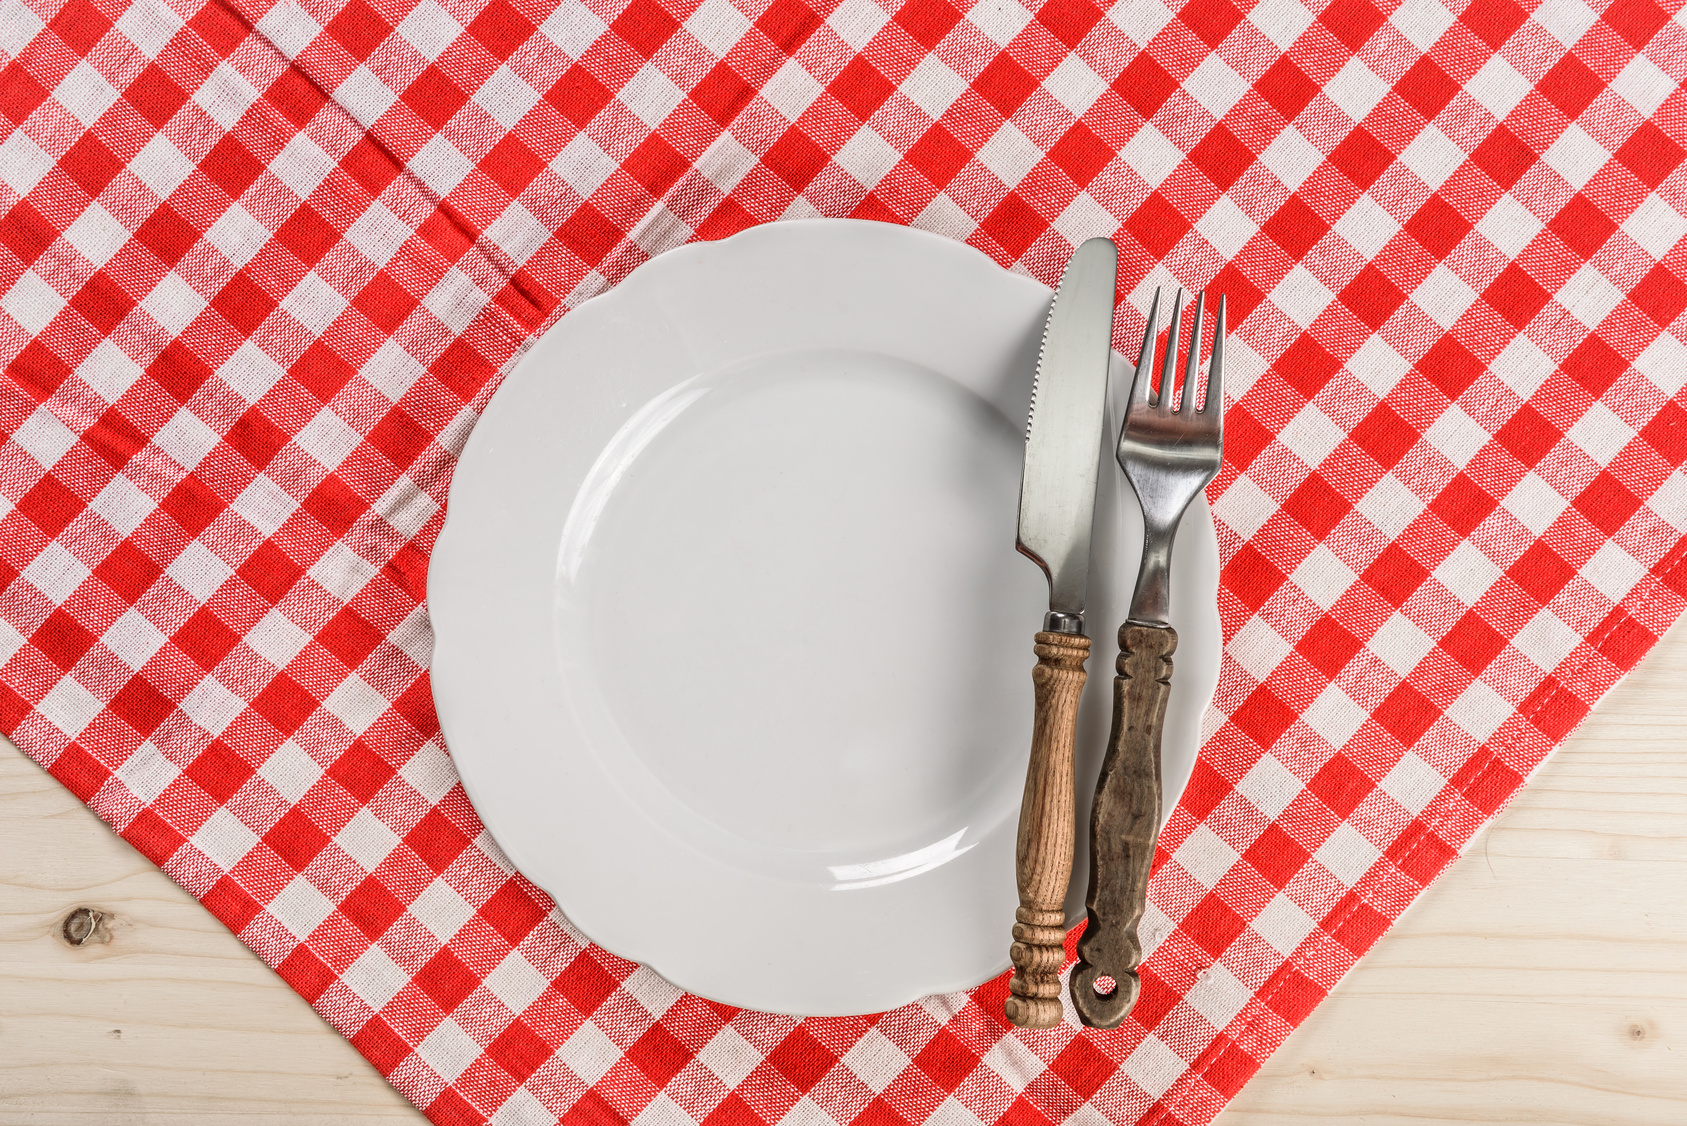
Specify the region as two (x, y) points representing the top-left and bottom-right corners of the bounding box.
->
(1015, 237), (1119, 622)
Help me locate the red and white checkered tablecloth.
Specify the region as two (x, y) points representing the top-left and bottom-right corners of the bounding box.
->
(4, 0), (1686, 1117)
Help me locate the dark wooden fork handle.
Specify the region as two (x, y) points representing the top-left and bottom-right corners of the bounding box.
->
(1071, 622), (1174, 1029)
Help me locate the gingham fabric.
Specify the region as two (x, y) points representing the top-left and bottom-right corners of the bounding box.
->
(3, 0), (1686, 1117)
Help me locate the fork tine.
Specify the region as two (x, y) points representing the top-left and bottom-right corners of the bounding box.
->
(1158, 290), (1183, 412)
(1180, 291), (1204, 414)
(1204, 294), (1225, 414)
(1130, 288), (1161, 409)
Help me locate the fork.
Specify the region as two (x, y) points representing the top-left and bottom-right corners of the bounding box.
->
(1071, 287), (1225, 1029)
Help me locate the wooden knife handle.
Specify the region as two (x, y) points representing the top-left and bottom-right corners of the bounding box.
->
(1071, 622), (1175, 1029)
(1005, 630), (1090, 1030)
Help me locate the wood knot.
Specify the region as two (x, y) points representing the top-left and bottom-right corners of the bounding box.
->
(61, 907), (109, 947)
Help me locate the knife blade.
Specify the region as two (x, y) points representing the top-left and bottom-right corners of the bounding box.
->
(1015, 238), (1119, 626)
(1004, 237), (1118, 1030)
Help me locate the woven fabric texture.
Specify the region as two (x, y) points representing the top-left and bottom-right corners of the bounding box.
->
(2, 0), (1686, 1121)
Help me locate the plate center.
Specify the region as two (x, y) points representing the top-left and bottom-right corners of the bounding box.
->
(562, 348), (1041, 861)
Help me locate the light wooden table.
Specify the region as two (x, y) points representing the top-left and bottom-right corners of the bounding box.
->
(3, 624), (1685, 1125)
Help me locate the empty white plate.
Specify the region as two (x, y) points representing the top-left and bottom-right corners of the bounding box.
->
(428, 219), (1220, 1016)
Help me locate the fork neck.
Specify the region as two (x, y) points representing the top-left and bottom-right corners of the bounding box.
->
(1126, 516), (1181, 627)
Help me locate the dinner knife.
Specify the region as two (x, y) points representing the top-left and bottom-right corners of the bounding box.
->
(1005, 237), (1119, 1030)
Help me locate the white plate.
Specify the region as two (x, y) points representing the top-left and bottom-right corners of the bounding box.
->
(429, 219), (1220, 1016)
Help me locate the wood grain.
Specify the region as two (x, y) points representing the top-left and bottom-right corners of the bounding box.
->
(0, 733), (426, 1125)
(1007, 629), (1091, 1030)
(1218, 615), (1687, 1125)
(1072, 621), (1175, 1029)
(2, 618), (1686, 1123)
